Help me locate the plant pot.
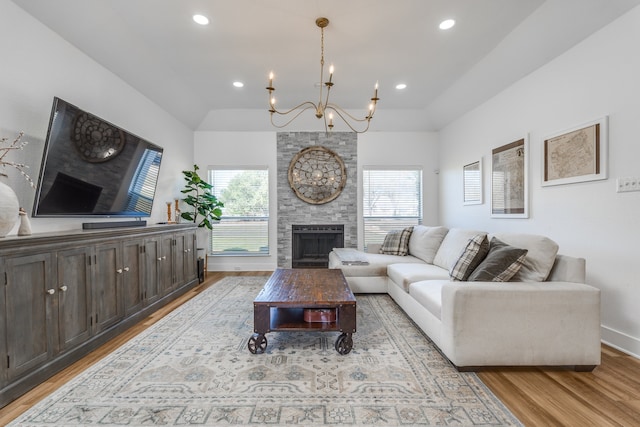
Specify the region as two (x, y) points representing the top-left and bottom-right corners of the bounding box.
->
(0, 178), (19, 237)
(195, 227), (210, 252)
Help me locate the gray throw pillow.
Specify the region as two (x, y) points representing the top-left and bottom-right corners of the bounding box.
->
(467, 237), (528, 282)
(379, 227), (414, 256)
(449, 234), (490, 281)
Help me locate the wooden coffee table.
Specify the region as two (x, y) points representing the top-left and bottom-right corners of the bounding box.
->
(248, 268), (356, 355)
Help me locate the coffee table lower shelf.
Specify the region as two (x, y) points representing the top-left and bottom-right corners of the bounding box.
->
(248, 306), (355, 355)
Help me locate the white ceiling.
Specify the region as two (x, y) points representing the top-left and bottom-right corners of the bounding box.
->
(11, 0), (640, 131)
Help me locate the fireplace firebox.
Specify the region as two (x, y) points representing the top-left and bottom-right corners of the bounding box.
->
(292, 224), (344, 268)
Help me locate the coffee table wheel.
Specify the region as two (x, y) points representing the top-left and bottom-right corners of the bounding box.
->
(335, 333), (353, 355)
(248, 334), (267, 354)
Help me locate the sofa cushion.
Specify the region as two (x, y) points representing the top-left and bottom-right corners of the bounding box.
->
(409, 280), (448, 320)
(433, 228), (488, 271)
(380, 227), (413, 256)
(492, 233), (559, 282)
(467, 237), (528, 282)
(387, 263), (450, 292)
(408, 225), (449, 264)
(449, 234), (490, 281)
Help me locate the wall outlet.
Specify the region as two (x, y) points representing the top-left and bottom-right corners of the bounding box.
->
(617, 177), (640, 193)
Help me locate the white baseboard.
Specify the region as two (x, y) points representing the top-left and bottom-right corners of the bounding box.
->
(601, 325), (640, 359)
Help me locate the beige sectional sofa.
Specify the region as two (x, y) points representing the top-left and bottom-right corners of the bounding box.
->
(328, 226), (601, 371)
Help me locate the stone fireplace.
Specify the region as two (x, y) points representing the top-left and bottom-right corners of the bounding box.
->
(291, 224), (344, 268)
(277, 132), (357, 268)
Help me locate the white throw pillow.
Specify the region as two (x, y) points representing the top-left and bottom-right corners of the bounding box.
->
(491, 233), (559, 282)
(433, 228), (487, 271)
(408, 225), (448, 264)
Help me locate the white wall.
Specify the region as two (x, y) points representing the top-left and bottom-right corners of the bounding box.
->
(194, 131), (437, 270)
(0, 0), (193, 233)
(439, 6), (640, 357)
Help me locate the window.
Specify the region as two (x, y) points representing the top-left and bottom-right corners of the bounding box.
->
(208, 167), (269, 256)
(363, 167), (423, 248)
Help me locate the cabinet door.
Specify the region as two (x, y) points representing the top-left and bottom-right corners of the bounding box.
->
(93, 243), (123, 333)
(182, 230), (198, 283)
(143, 237), (161, 304)
(122, 239), (144, 317)
(57, 248), (92, 351)
(173, 233), (185, 287)
(4, 253), (55, 381)
(159, 234), (174, 295)
(0, 259), (6, 387)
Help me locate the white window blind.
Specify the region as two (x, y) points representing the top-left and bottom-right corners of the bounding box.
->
(208, 168), (269, 256)
(363, 167), (423, 248)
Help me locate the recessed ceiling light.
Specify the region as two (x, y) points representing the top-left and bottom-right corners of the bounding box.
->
(233, 81), (244, 88)
(193, 14), (209, 25)
(395, 83), (407, 90)
(439, 19), (455, 30)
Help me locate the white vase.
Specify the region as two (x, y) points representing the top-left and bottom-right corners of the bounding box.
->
(0, 178), (20, 238)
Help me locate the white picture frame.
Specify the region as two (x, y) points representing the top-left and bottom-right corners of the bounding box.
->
(463, 159), (483, 205)
(491, 136), (529, 218)
(542, 116), (608, 187)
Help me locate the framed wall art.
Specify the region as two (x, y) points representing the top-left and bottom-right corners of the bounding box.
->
(463, 159), (483, 205)
(491, 136), (528, 218)
(542, 116), (608, 187)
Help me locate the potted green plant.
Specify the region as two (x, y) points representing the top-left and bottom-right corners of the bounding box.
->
(180, 164), (224, 229)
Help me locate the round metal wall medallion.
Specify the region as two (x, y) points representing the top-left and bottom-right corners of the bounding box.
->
(72, 113), (125, 162)
(288, 146), (346, 204)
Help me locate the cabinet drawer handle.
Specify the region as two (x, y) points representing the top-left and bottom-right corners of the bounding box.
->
(124, 267), (130, 272)
(158, 257), (162, 261)
(116, 268), (123, 274)
(59, 285), (68, 292)
(46, 289), (55, 295)
(162, 256), (166, 260)
(184, 249), (188, 253)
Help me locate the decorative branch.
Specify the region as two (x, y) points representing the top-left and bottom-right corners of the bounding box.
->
(0, 131), (35, 188)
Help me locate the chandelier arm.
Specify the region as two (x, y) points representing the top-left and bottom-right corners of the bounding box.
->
(323, 84), (332, 113)
(326, 107), (372, 133)
(270, 101), (318, 116)
(270, 105), (317, 128)
(322, 111), (329, 134)
(326, 104), (374, 123)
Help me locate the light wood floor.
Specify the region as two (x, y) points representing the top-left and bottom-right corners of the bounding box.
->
(1, 272), (639, 426)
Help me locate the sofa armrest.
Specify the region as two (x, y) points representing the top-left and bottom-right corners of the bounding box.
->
(439, 281), (601, 368)
(547, 254), (586, 282)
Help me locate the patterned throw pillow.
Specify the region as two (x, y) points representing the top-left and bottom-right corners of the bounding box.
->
(449, 234), (490, 281)
(379, 227), (414, 256)
(467, 237), (528, 282)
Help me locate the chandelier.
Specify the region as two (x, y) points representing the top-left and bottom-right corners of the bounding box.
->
(266, 17), (379, 133)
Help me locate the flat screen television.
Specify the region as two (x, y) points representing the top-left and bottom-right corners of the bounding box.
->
(32, 97), (164, 226)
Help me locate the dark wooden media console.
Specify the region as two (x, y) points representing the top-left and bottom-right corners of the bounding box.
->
(0, 224), (200, 408)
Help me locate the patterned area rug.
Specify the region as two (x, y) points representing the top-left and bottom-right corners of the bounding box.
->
(11, 276), (522, 426)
